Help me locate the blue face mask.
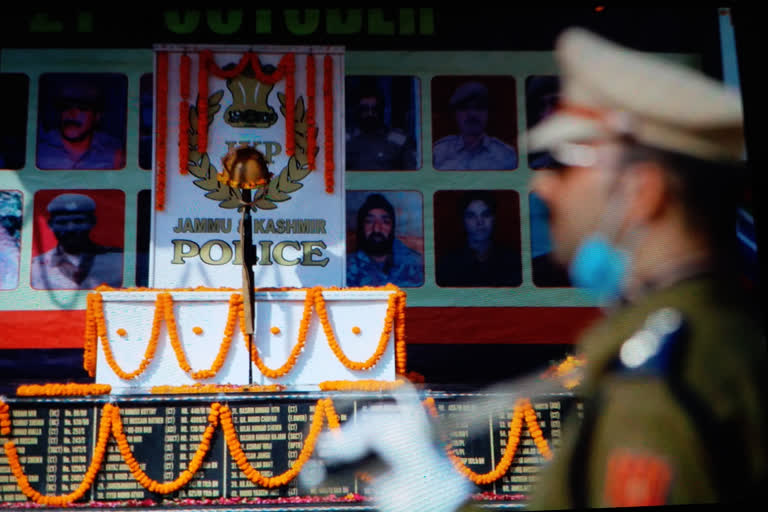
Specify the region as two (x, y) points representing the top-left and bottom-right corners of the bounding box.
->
(568, 234), (630, 303)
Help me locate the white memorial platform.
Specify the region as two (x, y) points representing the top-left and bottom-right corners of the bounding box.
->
(90, 288), (402, 393)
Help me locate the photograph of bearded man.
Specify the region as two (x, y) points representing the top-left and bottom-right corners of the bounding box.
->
(346, 192), (424, 287)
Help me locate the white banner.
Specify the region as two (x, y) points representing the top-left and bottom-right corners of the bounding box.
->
(150, 45), (345, 288)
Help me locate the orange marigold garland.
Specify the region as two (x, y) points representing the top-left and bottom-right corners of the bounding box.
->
(323, 397), (341, 430)
(3, 403), (113, 506)
(196, 51), (297, 159)
(424, 397), (528, 486)
(155, 51), (169, 211)
(97, 293), (163, 380)
(394, 290), (407, 375)
(85, 285), (405, 381)
(1, 400), (11, 436)
(323, 55), (335, 194)
(220, 398), (331, 487)
(150, 384), (285, 394)
(164, 293), (241, 380)
(16, 383), (111, 397)
(178, 53), (191, 175)
(83, 292), (98, 377)
(315, 288), (396, 371)
(246, 288), (315, 379)
(522, 399), (553, 460)
(318, 380), (404, 392)
(111, 402), (221, 494)
(306, 54), (317, 170)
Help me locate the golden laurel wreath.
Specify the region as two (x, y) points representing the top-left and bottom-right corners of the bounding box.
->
(187, 90), (318, 211)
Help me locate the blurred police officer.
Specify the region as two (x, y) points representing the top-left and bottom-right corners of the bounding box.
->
(31, 193), (123, 289)
(37, 78), (125, 170)
(317, 27), (766, 512)
(525, 28), (766, 508)
(433, 81), (518, 170)
(346, 81), (418, 170)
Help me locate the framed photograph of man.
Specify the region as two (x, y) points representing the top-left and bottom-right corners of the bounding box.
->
(525, 75), (561, 170)
(345, 75), (421, 171)
(36, 73), (128, 170)
(431, 76), (518, 171)
(0, 190), (23, 290)
(529, 192), (571, 287)
(0, 74), (29, 170)
(346, 190), (424, 287)
(434, 190), (522, 287)
(31, 189), (125, 290)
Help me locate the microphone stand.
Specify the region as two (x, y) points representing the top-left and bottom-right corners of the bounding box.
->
(240, 189), (256, 385)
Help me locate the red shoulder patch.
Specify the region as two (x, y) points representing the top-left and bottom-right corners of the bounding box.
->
(604, 449), (673, 507)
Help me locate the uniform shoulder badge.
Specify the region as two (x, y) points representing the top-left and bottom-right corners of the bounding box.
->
(605, 449), (673, 507)
(617, 307), (686, 374)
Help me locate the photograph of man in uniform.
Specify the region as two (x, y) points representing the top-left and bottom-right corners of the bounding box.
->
(36, 73), (127, 170)
(432, 77), (518, 170)
(345, 76), (419, 170)
(346, 191), (424, 287)
(31, 191), (124, 289)
(0, 191), (22, 290)
(435, 190), (522, 287)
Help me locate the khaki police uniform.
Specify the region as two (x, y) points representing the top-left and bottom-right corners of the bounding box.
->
(524, 28), (767, 508)
(528, 276), (766, 508)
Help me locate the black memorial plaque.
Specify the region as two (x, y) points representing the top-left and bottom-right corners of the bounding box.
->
(436, 399), (497, 490)
(494, 396), (576, 496)
(224, 399), (354, 499)
(0, 404), (94, 503)
(170, 404), (225, 500)
(94, 404), (164, 501)
(1, 393), (581, 507)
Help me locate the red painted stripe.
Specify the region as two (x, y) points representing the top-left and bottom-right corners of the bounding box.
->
(405, 307), (603, 345)
(1, 310), (87, 349)
(0, 307), (602, 350)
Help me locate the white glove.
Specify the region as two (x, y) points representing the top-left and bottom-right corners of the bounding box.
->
(313, 384), (475, 512)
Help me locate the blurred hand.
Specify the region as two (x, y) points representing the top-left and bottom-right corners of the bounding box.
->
(314, 384), (474, 512)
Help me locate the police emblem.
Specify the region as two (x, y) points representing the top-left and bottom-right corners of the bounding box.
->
(185, 59), (317, 212)
(223, 64), (278, 129)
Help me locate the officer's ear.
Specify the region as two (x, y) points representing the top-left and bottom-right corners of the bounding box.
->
(622, 160), (669, 225)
